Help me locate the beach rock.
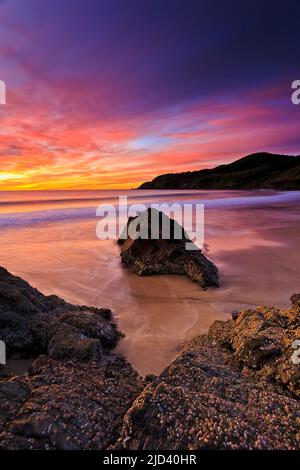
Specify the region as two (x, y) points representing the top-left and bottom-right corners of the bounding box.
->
(0, 380), (30, 422)
(2, 265), (300, 450)
(291, 293), (300, 306)
(0, 267), (66, 314)
(115, 301), (300, 450)
(0, 266), (143, 450)
(47, 324), (103, 361)
(0, 355), (142, 450)
(209, 302), (300, 396)
(8, 412), (54, 439)
(118, 208), (219, 289)
(59, 310), (120, 349)
(230, 309), (284, 367)
(0, 267), (122, 358)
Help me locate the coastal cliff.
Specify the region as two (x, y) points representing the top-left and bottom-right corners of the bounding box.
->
(138, 153), (300, 190)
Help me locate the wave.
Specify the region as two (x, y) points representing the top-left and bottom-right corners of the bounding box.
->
(0, 191), (299, 229)
(0, 191), (196, 207)
(188, 191), (300, 209)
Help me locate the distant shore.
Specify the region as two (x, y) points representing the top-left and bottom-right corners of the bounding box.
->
(138, 152), (300, 190)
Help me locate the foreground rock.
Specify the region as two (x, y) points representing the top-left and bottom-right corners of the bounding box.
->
(115, 298), (300, 450)
(0, 356), (142, 450)
(0, 267), (142, 449)
(1, 265), (299, 450)
(0, 266), (121, 360)
(118, 208), (219, 289)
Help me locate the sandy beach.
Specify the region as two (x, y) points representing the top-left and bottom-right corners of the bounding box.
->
(0, 190), (300, 374)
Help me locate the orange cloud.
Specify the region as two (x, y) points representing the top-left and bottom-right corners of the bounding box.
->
(0, 82), (299, 190)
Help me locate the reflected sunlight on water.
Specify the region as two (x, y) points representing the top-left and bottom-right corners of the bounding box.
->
(0, 189), (300, 374)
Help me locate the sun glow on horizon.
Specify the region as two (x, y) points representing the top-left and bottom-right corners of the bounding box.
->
(1, 83), (299, 191)
(0, 0), (299, 191)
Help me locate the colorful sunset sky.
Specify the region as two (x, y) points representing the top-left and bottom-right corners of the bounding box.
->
(0, 0), (299, 190)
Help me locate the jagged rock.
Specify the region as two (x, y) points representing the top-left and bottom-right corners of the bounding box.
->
(291, 293), (300, 306)
(1, 265), (299, 450)
(208, 303), (300, 397)
(0, 267), (122, 358)
(0, 356), (142, 450)
(230, 309), (284, 368)
(59, 310), (121, 349)
(8, 413), (54, 439)
(47, 324), (103, 361)
(118, 208), (219, 289)
(0, 380), (30, 422)
(115, 301), (300, 450)
(0, 267), (143, 450)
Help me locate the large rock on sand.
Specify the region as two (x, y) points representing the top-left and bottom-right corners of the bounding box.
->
(118, 208), (219, 289)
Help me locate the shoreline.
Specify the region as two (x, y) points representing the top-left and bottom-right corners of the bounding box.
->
(1, 214), (300, 375)
(0, 190), (300, 376)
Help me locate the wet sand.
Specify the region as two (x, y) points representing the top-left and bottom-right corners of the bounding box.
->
(0, 191), (300, 375)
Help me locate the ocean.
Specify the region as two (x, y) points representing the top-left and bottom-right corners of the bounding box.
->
(1, 189), (300, 374)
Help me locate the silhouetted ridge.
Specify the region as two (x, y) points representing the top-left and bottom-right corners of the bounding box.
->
(138, 152), (300, 190)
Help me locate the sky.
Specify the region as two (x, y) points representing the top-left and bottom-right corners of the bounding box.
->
(0, 0), (299, 190)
